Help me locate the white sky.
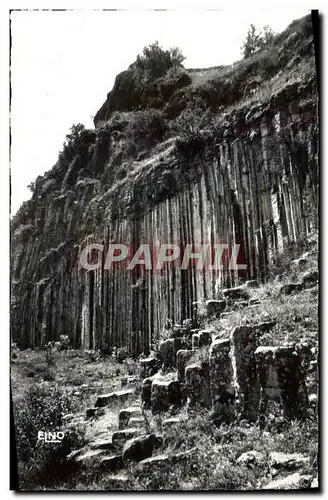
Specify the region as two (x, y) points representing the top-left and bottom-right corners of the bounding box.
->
(10, 8), (310, 215)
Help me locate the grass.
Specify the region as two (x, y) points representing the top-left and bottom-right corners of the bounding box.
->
(11, 349), (134, 490)
(11, 238), (318, 491)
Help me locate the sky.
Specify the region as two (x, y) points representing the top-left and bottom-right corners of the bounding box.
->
(10, 8), (310, 215)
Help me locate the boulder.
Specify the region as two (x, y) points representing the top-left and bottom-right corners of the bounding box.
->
(182, 318), (195, 334)
(301, 269), (318, 287)
(86, 408), (98, 420)
(160, 338), (182, 369)
(256, 320), (276, 332)
(236, 450), (266, 467)
(75, 449), (106, 463)
(100, 454), (123, 471)
(90, 439), (115, 451)
(151, 379), (181, 414)
(262, 473), (312, 490)
(95, 390), (135, 408)
(209, 338), (234, 411)
(222, 286), (250, 302)
(270, 452), (311, 473)
(254, 346), (308, 419)
(206, 299), (226, 317)
(128, 417), (145, 428)
(245, 280), (259, 288)
(192, 330), (212, 350)
(140, 357), (159, 379)
(172, 324), (183, 338)
(162, 416), (187, 428)
(118, 407), (142, 430)
(231, 325), (261, 420)
(122, 433), (162, 462)
(280, 283), (303, 295)
(138, 448), (196, 469)
(176, 349), (193, 382)
(141, 377), (154, 409)
(111, 428), (140, 445)
(185, 362), (211, 408)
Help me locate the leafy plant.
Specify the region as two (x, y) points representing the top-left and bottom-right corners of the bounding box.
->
(135, 41), (185, 83)
(241, 24), (275, 58)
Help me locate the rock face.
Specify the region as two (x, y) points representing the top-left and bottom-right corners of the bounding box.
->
(10, 15), (318, 355)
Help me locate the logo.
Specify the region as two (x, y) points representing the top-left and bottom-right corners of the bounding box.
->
(79, 242), (247, 272)
(38, 431), (65, 443)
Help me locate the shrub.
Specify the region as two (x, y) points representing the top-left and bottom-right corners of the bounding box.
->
(84, 349), (101, 363)
(125, 109), (167, 152)
(13, 384), (84, 489)
(135, 41), (185, 83)
(12, 223), (35, 242)
(58, 123), (95, 166)
(241, 24), (275, 58)
(115, 346), (129, 364)
(58, 335), (70, 351)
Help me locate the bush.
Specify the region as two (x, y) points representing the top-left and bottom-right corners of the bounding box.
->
(84, 349), (101, 363)
(241, 24), (275, 58)
(13, 384), (84, 489)
(135, 41), (185, 83)
(173, 107), (217, 159)
(58, 123), (95, 166)
(115, 346), (129, 364)
(125, 109), (167, 152)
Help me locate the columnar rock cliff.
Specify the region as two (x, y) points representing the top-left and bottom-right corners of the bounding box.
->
(11, 14), (318, 352)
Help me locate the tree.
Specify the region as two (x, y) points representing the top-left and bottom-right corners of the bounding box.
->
(27, 181), (35, 193)
(58, 123), (91, 165)
(241, 24), (275, 58)
(135, 41), (185, 83)
(262, 25), (275, 45)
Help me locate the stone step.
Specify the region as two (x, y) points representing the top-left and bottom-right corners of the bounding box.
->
(222, 285), (250, 301)
(74, 448), (107, 463)
(99, 454), (124, 472)
(206, 299), (226, 317)
(111, 427), (141, 446)
(151, 378), (181, 414)
(192, 330), (212, 350)
(89, 439), (116, 451)
(162, 415), (188, 429)
(140, 357), (160, 378)
(138, 447), (197, 469)
(128, 417), (146, 428)
(95, 389), (135, 408)
(118, 406), (142, 429)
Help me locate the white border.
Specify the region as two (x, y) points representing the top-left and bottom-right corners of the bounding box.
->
(1, 1), (326, 498)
